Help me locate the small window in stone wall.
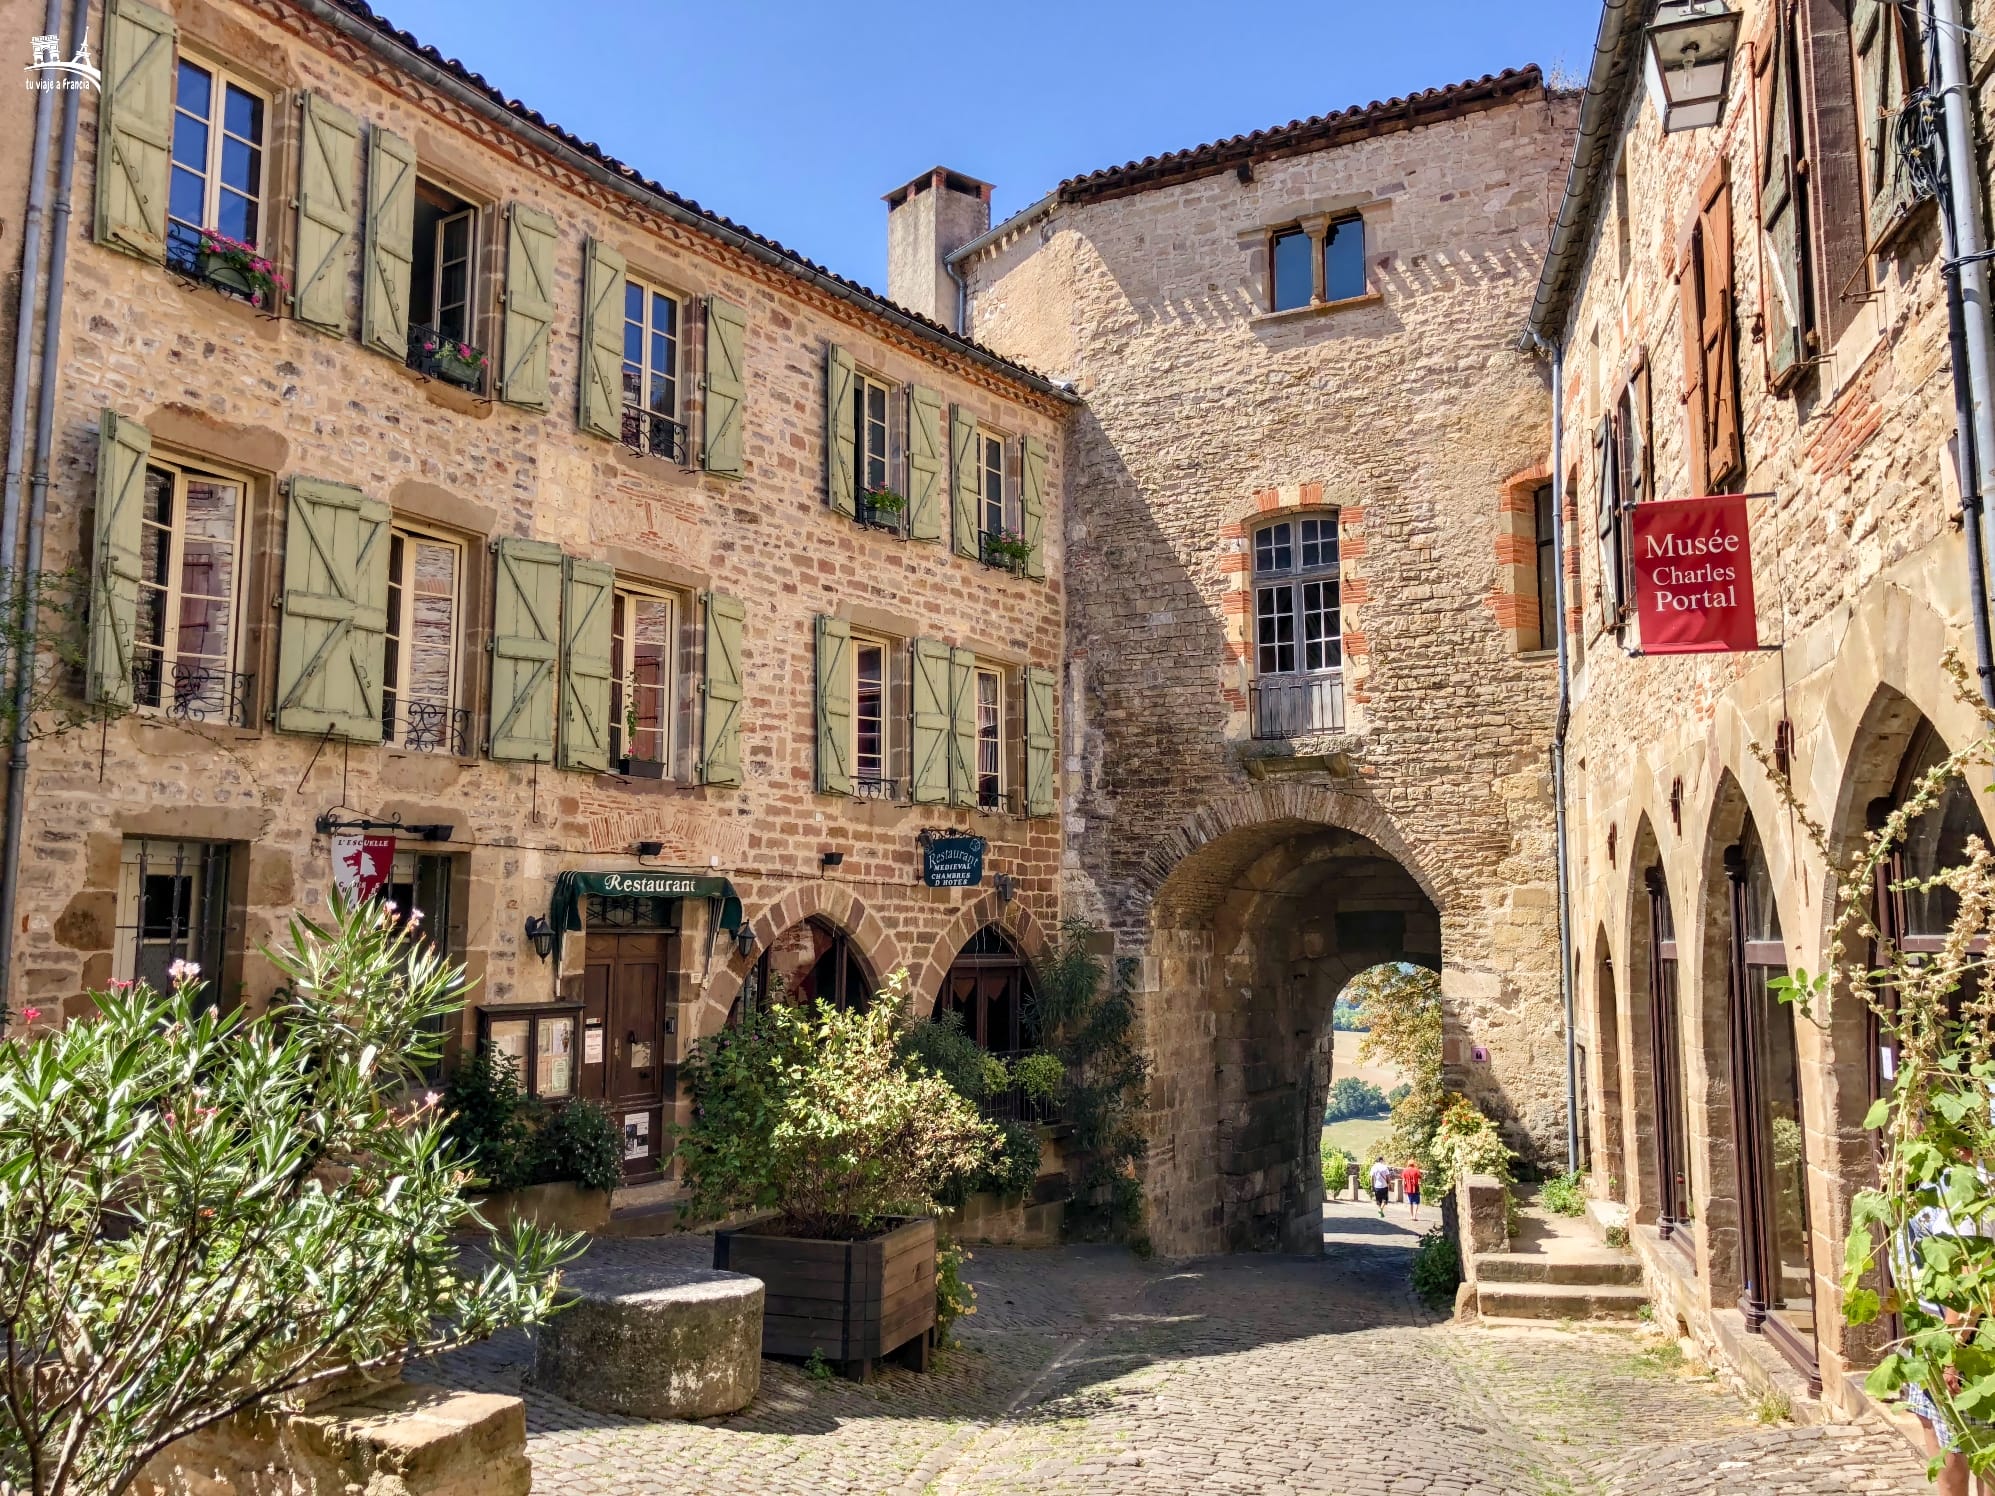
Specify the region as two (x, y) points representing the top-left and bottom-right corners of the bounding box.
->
(1533, 483), (1558, 651)
(1323, 216), (1366, 302)
(114, 838), (233, 1013)
(1271, 228), (1312, 311)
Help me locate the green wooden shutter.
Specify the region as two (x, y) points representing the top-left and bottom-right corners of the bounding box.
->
(488, 538), (562, 762)
(947, 646), (976, 807)
(825, 344), (856, 517)
(89, 411), (151, 708)
(1855, 0), (1915, 245)
(1757, 24), (1807, 391)
(909, 637), (950, 804)
(94, 0), (175, 260)
(500, 204), (557, 409)
(274, 478), (390, 742)
(700, 592), (744, 785)
(360, 126), (416, 360)
(950, 407), (979, 560)
(703, 297), (747, 477)
(558, 557), (614, 772)
(1024, 665), (1057, 818)
(1021, 434), (1048, 580)
(292, 93), (359, 334)
(578, 237), (626, 440)
(1595, 416), (1624, 625)
(908, 386), (944, 542)
(815, 615), (852, 797)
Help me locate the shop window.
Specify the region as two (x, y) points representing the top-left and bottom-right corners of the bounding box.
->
(1645, 865), (1696, 1257)
(736, 918), (872, 1020)
(114, 838), (231, 1012)
(479, 1002), (581, 1101)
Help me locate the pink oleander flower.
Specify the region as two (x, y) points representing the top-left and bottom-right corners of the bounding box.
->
(20, 1006), (40, 1023)
(108, 978), (132, 989)
(167, 958), (201, 983)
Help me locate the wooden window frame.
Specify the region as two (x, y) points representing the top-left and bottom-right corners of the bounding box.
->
(850, 631), (895, 801)
(478, 1002), (585, 1102)
(1677, 161), (1744, 496)
(382, 522), (466, 754)
(1533, 482), (1558, 651)
(621, 277), (687, 461)
(135, 454), (251, 723)
(1645, 867), (1697, 1264)
(975, 665), (1004, 811)
(610, 580), (678, 777)
(167, 54), (270, 270)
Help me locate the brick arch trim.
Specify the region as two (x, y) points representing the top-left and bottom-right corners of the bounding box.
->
(907, 894), (1053, 1013)
(693, 883), (903, 1043)
(1217, 483), (1364, 716)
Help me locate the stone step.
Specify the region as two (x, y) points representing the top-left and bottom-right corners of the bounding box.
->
(600, 1197), (685, 1238)
(1473, 1250), (1643, 1286)
(1475, 1280), (1650, 1321)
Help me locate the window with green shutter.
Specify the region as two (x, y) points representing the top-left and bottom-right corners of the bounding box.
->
(1024, 665), (1057, 818)
(292, 93), (359, 334)
(815, 616), (853, 797)
(908, 386), (944, 542)
(950, 407), (979, 560)
(94, 0), (176, 261)
(88, 412), (151, 709)
(700, 592), (744, 785)
(825, 344), (856, 518)
(499, 204), (557, 409)
(274, 478), (390, 742)
(578, 237), (626, 440)
(558, 557), (614, 772)
(361, 126), (416, 360)
(702, 297), (746, 477)
(909, 638), (951, 805)
(947, 646), (976, 808)
(1021, 435), (1048, 580)
(488, 538), (562, 762)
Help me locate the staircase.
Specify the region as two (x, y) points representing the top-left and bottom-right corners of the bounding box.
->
(1471, 1192), (1646, 1323)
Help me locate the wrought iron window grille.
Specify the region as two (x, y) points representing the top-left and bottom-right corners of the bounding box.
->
(620, 404), (689, 463)
(382, 701), (473, 756)
(132, 659), (255, 728)
(854, 775), (901, 803)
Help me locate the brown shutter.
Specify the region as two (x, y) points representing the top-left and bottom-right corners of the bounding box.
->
(1676, 217), (1709, 499)
(1757, 7), (1810, 391)
(1699, 164), (1743, 490)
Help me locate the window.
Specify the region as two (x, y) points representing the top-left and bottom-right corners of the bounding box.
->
(386, 850), (457, 1079)
(937, 926), (1051, 1123)
(1533, 483), (1558, 650)
(1250, 516), (1343, 738)
(621, 279), (685, 461)
(736, 918), (873, 1022)
(1597, 365), (1648, 628)
(1323, 215), (1366, 302)
(979, 431), (1007, 539)
(1645, 866), (1695, 1256)
(134, 457), (248, 724)
(852, 371), (902, 530)
(1614, 147), (1632, 277)
(382, 527), (464, 753)
(479, 1003), (582, 1101)
(1679, 163), (1742, 494)
(611, 585), (675, 775)
(407, 181), (482, 381)
(853, 635), (891, 800)
(114, 838), (231, 1012)
(1271, 227), (1312, 312)
(167, 58), (266, 270)
(976, 667), (1003, 810)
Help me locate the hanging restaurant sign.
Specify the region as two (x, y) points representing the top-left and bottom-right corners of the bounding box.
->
(1631, 494), (1759, 653)
(330, 832), (395, 900)
(922, 835), (986, 889)
(545, 869), (744, 968)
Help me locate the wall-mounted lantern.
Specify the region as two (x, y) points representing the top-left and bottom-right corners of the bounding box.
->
(735, 922), (759, 960)
(1646, 0), (1742, 134)
(523, 915), (556, 962)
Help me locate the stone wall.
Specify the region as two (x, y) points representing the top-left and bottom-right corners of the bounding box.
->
(961, 80), (1580, 1252)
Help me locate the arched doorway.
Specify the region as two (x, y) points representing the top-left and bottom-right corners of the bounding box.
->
(937, 923), (1039, 1056)
(1723, 817), (1817, 1389)
(1635, 847), (1694, 1257)
(1591, 929), (1624, 1197)
(736, 916), (874, 1020)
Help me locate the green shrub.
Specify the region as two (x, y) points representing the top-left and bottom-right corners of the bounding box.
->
(1012, 1050), (1066, 1101)
(1431, 1096), (1513, 1194)
(1036, 922), (1149, 1241)
(898, 1009), (995, 1100)
(443, 1050), (621, 1197)
(1324, 1076), (1389, 1122)
(1410, 1226), (1462, 1307)
(1541, 1168), (1588, 1218)
(936, 1239), (976, 1340)
(1321, 1142), (1351, 1189)
(537, 1099), (623, 1195)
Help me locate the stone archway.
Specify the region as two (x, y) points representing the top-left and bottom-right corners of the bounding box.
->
(1134, 798), (1442, 1256)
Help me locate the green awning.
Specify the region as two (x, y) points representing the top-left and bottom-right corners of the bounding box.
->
(548, 869), (743, 966)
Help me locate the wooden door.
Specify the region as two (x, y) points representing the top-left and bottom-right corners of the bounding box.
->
(583, 931), (671, 1179)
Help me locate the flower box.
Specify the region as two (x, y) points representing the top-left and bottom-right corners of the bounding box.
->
(193, 231), (286, 310)
(713, 1214), (936, 1378)
(979, 530), (1031, 574)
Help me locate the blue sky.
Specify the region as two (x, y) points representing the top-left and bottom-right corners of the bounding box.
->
(373, 0), (1601, 293)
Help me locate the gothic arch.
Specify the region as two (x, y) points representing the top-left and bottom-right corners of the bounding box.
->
(909, 892), (1053, 1011)
(695, 883), (901, 1040)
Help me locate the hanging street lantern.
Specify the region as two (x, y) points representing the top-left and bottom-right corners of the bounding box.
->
(1646, 0), (1743, 134)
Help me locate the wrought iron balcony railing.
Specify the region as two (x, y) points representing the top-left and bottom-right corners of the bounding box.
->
(854, 774), (900, 802)
(382, 700), (473, 755)
(1250, 670), (1345, 740)
(621, 405), (689, 463)
(406, 325), (489, 393)
(977, 1052), (1067, 1128)
(978, 531), (1029, 575)
(132, 659), (255, 727)
(856, 492), (907, 534)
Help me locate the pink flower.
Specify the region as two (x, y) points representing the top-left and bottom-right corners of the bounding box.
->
(20, 1007), (40, 1023)
(108, 978), (132, 990)
(167, 958), (201, 983)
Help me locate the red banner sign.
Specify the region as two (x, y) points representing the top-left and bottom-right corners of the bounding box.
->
(331, 832), (396, 901)
(1632, 494), (1759, 653)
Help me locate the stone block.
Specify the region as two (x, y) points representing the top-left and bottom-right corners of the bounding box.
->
(1459, 1172), (1509, 1258)
(535, 1260), (763, 1420)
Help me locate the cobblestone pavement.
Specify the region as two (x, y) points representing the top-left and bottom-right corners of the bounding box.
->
(421, 1205), (1933, 1496)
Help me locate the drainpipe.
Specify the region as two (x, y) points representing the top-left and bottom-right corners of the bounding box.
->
(0, 0), (85, 1014)
(1, 0), (64, 692)
(1529, 331), (1579, 1172)
(1927, 0), (1995, 707)
(944, 256), (969, 336)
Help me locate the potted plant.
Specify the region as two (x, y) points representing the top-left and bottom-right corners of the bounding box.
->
(616, 701), (667, 778)
(443, 1048), (622, 1233)
(679, 970), (1000, 1378)
(859, 487), (907, 530)
(194, 229), (287, 310)
(980, 527), (1032, 573)
(411, 330), (489, 391)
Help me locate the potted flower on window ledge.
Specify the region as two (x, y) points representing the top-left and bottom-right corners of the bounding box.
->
(859, 487), (906, 531)
(980, 528), (1031, 574)
(618, 703), (667, 779)
(679, 970), (1000, 1379)
(195, 229), (287, 311)
(413, 331), (489, 392)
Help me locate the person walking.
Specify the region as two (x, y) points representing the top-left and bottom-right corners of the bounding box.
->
(1369, 1158), (1394, 1217)
(1401, 1158), (1424, 1223)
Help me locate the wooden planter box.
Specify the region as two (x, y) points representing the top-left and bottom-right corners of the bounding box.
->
(713, 1214), (936, 1377)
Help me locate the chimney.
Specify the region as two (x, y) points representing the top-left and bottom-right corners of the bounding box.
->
(884, 167), (993, 332)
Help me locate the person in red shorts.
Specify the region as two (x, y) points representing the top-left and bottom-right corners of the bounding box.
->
(1400, 1159), (1424, 1223)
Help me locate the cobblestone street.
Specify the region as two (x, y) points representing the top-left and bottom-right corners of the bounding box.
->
(423, 1204), (1933, 1495)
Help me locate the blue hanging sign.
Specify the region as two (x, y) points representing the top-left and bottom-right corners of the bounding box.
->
(922, 835), (986, 889)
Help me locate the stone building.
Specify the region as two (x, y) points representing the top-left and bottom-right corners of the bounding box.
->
(921, 70), (1581, 1254)
(0, 0), (1069, 1183)
(1527, 0), (1994, 1423)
